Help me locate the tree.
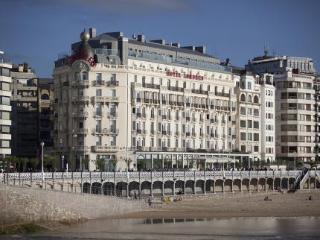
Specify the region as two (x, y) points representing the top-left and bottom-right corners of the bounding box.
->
(95, 157), (105, 171)
(43, 154), (59, 171)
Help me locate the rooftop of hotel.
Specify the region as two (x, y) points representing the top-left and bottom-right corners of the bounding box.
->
(55, 28), (232, 73)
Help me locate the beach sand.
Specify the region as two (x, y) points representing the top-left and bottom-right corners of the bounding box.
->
(117, 190), (320, 219)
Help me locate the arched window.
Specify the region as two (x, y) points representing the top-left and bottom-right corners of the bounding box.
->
(81, 71), (88, 80)
(41, 94), (49, 100)
(254, 95), (259, 104)
(240, 94), (246, 101)
(248, 95), (252, 102)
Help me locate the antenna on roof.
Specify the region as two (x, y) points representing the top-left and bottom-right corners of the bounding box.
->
(263, 43), (269, 57)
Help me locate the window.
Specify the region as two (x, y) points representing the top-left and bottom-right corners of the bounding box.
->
(248, 120), (252, 128)
(81, 71), (88, 80)
(96, 89), (102, 96)
(0, 68), (10, 77)
(253, 95), (259, 104)
(248, 82), (252, 90)
(240, 120), (246, 128)
(254, 133), (259, 141)
(0, 96), (10, 105)
(0, 82), (10, 91)
(0, 125), (10, 133)
(240, 107), (246, 115)
(96, 73), (102, 81)
(240, 132), (246, 140)
(1, 140), (10, 148)
(111, 74), (116, 82)
(254, 121), (259, 129)
(240, 94), (246, 101)
(0, 111), (10, 120)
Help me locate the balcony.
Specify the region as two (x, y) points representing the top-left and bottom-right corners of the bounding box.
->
(103, 128), (119, 135)
(143, 83), (160, 90)
(177, 102), (184, 107)
(106, 81), (119, 87)
(92, 80), (105, 86)
(107, 112), (117, 119)
(71, 80), (89, 87)
(191, 89), (208, 95)
(215, 92), (230, 98)
(92, 145), (118, 152)
(136, 129), (146, 134)
(168, 86), (184, 92)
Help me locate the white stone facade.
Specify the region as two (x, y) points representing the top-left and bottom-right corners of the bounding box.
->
(234, 72), (276, 163)
(0, 52), (12, 157)
(53, 30), (241, 171)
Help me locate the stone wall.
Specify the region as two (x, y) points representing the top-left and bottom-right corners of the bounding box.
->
(0, 185), (146, 225)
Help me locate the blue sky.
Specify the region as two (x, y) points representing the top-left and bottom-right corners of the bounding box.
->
(0, 0), (319, 77)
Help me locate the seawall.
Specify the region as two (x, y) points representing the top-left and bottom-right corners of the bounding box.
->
(0, 185), (146, 225)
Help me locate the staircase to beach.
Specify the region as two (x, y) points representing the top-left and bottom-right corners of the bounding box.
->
(290, 168), (309, 192)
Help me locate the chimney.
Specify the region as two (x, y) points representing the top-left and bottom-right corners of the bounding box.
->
(18, 64), (24, 72)
(137, 34), (145, 42)
(23, 63), (28, 72)
(89, 28), (96, 38)
(195, 46), (206, 54)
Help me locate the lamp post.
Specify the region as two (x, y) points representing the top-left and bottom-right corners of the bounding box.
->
(40, 141), (44, 183)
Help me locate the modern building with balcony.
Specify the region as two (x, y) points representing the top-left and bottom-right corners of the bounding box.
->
(53, 28), (253, 171)
(0, 51), (12, 158)
(246, 52), (316, 164)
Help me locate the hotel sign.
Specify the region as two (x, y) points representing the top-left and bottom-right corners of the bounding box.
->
(166, 71), (203, 80)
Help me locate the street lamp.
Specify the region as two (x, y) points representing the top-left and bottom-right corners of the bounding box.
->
(40, 141), (45, 182)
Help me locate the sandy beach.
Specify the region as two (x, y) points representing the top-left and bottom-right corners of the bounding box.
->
(117, 190), (320, 219)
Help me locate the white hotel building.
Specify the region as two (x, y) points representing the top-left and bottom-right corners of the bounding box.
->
(0, 51), (12, 158)
(53, 29), (274, 171)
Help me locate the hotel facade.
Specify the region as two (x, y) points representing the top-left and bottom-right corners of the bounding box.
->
(54, 29), (274, 171)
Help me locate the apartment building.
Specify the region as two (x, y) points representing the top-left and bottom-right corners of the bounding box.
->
(11, 64), (39, 157)
(233, 70), (276, 163)
(0, 51), (12, 158)
(246, 54), (316, 163)
(54, 29), (245, 171)
(314, 75), (320, 161)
